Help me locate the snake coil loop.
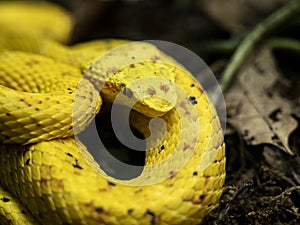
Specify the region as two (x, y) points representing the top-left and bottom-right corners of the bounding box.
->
(0, 2), (226, 225)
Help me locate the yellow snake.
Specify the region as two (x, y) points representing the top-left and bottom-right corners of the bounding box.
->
(0, 2), (225, 225)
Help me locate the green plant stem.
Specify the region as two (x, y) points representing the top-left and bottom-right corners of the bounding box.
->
(189, 37), (300, 60)
(219, 0), (300, 94)
(197, 37), (300, 56)
(189, 38), (241, 56)
(269, 37), (300, 52)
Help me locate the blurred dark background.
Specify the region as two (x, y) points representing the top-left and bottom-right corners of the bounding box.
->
(43, 0), (299, 75)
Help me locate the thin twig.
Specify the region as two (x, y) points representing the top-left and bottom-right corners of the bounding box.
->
(260, 186), (300, 201)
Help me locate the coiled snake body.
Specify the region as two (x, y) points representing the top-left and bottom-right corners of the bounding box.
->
(0, 2), (225, 225)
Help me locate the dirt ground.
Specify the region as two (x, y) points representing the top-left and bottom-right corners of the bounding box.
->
(51, 0), (300, 224)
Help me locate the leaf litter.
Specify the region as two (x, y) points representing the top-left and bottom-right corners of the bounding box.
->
(204, 47), (300, 225)
(225, 48), (297, 155)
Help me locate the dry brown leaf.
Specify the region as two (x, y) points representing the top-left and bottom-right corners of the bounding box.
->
(225, 48), (298, 155)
